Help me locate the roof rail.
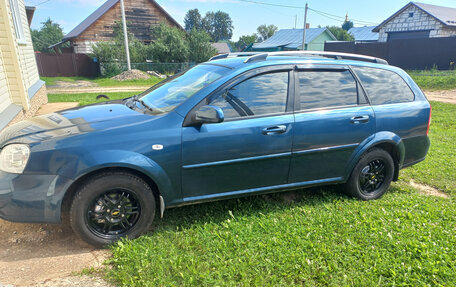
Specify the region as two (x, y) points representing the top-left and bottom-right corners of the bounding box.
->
(209, 52), (260, 61)
(209, 51), (389, 65)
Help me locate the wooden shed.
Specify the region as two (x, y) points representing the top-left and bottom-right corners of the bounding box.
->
(59, 0), (183, 54)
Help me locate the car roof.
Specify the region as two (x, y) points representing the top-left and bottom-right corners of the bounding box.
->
(206, 52), (390, 70)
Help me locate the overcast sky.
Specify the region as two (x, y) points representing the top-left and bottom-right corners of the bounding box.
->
(25, 0), (456, 41)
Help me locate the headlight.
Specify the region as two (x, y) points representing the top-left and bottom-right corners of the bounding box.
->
(0, 144), (30, 174)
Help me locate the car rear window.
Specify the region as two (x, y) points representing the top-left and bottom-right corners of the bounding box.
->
(352, 66), (415, 105)
(298, 70), (359, 110)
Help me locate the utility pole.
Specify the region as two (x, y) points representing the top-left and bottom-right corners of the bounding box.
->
(295, 15), (297, 29)
(301, 3), (308, 51)
(120, 0), (131, 71)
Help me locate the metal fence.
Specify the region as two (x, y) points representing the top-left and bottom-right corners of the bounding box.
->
(325, 37), (456, 70)
(36, 53), (100, 77)
(100, 62), (196, 76)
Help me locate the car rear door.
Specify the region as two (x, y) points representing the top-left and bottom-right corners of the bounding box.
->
(289, 66), (376, 183)
(181, 67), (294, 200)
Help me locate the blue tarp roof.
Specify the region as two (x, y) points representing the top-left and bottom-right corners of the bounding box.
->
(252, 28), (335, 49)
(348, 26), (379, 41)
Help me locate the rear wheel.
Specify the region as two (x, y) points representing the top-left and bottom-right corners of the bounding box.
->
(344, 148), (394, 200)
(70, 172), (156, 247)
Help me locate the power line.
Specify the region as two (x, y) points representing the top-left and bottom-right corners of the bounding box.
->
(308, 7), (378, 25)
(235, 0), (305, 10)
(34, 0), (52, 6)
(235, 0), (379, 26)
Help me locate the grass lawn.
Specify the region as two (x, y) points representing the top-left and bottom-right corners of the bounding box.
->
(408, 70), (456, 90)
(48, 92), (138, 106)
(400, 101), (456, 193)
(103, 102), (456, 286)
(42, 76), (161, 87)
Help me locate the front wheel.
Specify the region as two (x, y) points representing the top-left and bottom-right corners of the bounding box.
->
(70, 172), (156, 247)
(344, 148), (394, 200)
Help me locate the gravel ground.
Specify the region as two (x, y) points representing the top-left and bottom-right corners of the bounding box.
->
(424, 90), (456, 104)
(0, 219), (110, 286)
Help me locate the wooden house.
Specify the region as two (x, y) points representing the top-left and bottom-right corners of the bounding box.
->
(0, 0), (47, 130)
(57, 0), (183, 54)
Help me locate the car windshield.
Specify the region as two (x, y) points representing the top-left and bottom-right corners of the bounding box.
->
(139, 64), (231, 114)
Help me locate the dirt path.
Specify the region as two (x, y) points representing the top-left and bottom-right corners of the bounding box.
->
(1, 102), (110, 286)
(47, 86), (148, 94)
(0, 219), (110, 286)
(424, 90), (456, 104)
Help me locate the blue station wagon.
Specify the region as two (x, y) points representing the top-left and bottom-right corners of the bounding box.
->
(0, 52), (431, 246)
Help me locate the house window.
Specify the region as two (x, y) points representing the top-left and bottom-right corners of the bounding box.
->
(9, 0), (26, 44)
(409, 12), (414, 18)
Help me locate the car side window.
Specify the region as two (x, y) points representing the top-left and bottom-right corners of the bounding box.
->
(352, 66), (415, 105)
(298, 70), (359, 110)
(209, 72), (289, 120)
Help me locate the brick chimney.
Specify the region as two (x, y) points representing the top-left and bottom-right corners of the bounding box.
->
(306, 23), (310, 29)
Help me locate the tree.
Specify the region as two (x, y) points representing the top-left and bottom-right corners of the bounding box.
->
(212, 11), (233, 42)
(31, 18), (67, 52)
(342, 20), (354, 31)
(201, 11), (233, 42)
(184, 9), (202, 31)
(91, 21), (150, 76)
(111, 21), (149, 63)
(202, 12), (216, 40)
(257, 24), (278, 42)
(326, 26), (355, 41)
(233, 34), (258, 51)
(188, 29), (217, 62)
(149, 23), (189, 62)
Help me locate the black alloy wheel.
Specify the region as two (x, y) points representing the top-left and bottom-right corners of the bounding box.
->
(86, 189), (141, 239)
(358, 159), (387, 195)
(70, 172), (156, 247)
(344, 148), (394, 200)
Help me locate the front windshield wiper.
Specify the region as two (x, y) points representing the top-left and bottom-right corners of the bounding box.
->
(125, 95), (154, 112)
(138, 99), (155, 112)
(125, 95), (138, 109)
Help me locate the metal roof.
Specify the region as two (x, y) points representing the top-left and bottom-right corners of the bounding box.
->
(63, 0), (183, 41)
(373, 1), (456, 32)
(414, 2), (456, 26)
(348, 26), (379, 41)
(211, 42), (232, 54)
(252, 28), (336, 49)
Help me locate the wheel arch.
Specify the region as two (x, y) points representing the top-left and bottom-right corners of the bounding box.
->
(344, 132), (405, 182)
(60, 166), (166, 221)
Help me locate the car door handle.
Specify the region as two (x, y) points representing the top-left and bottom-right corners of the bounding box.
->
(262, 125), (287, 135)
(350, 115), (370, 124)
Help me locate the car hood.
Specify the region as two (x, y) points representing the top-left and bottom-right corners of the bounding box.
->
(0, 102), (151, 146)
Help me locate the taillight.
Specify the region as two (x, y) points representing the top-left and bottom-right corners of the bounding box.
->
(426, 105), (432, 136)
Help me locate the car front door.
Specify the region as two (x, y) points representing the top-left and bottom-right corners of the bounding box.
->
(289, 66), (376, 183)
(181, 68), (294, 200)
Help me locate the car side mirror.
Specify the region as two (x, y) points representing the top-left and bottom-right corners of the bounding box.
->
(194, 105), (224, 124)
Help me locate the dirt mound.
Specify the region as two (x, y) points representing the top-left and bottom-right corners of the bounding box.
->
(111, 69), (150, 81)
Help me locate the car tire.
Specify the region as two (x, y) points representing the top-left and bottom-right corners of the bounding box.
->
(344, 148), (394, 200)
(70, 172), (156, 247)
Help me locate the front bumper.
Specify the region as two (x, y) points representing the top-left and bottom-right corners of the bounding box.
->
(0, 172), (74, 223)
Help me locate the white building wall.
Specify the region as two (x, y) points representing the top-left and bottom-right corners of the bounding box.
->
(72, 40), (96, 54)
(378, 5), (456, 42)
